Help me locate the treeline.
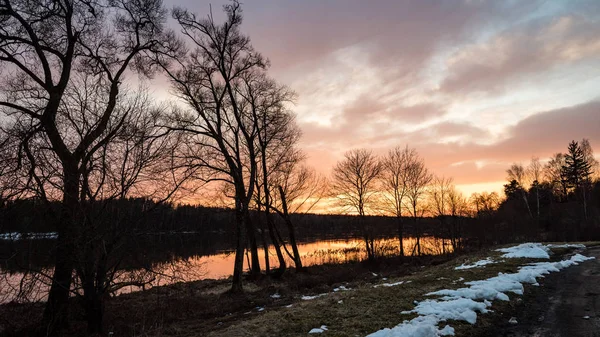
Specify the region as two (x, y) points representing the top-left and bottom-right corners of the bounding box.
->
(1, 197), (462, 242)
(326, 139), (600, 255)
(492, 139), (600, 242)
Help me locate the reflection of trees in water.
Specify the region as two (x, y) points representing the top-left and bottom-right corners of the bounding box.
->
(0, 215), (461, 273)
(0, 235), (453, 303)
(304, 237), (453, 265)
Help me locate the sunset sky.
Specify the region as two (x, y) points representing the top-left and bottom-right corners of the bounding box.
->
(162, 0), (600, 196)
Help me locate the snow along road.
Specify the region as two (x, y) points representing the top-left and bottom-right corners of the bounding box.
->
(488, 245), (600, 337)
(367, 243), (595, 337)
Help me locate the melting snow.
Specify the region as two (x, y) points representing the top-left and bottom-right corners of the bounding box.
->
(333, 285), (351, 292)
(374, 281), (404, 288)
(0, 232), (58, 240)
(497, 243), (550, 259)
(270, 293), (281, 299)
(455, 258), (495, 270)
(546, 243), (586, 249)
(301, 293), (328, 300)
(366, 244), (595, 337)
(308, 325), (328, 334)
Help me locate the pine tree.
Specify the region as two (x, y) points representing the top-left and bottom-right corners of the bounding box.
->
(563, 140), (592, 188)
(562, 140), (593, 219)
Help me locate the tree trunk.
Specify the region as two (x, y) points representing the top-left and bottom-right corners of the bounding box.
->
(256, 203), (270, 275)
(231, 196), (247, 293)
(43, 233), (75, 334)
(261, 156), (285, 277)
(266, 215), (286, 277)
(536, 187), (540, 219)
(582, 184), (588, 221)
(413, 204), (421, 256)
(82, 272), (104, 334)
(278, 186), (303, 270)
(522, 191), (533, 218)
(396, 214), (404, 257)
(43, 165), (78, 334)
(360, 215), (374, 262)
(244, 210), (261, 277)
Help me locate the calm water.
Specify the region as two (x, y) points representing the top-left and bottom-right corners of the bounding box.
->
(0, 236), (452, 303)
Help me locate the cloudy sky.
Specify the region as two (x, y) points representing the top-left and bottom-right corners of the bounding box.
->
(163, 0), (600, 195)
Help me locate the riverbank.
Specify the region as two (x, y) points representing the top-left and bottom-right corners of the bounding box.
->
(1, 243), (597, 336)
(0, 252), (454, 336)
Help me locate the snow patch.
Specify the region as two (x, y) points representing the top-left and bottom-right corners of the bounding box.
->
(308, 325), (328, 334)
(301, 293), (328, 300)
(367, 316), (454, 337)
(402, 298), (490, 324)
(455, 258), (495, 270)
(270, 293), (281, 299)
(333, 285), (351, 292)
(546, 243), (586, 249)
(0, 232), (58, 240)
(374, 281), (404, 288)
(497, 243), (550, 259)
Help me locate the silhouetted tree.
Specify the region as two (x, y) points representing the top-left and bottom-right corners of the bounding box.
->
(272, 164), (327, 271)
(244, 71), (297, 277)
(0, 0), (175, 332)
(331, 149), (382, 261)
(161, 1), (293, 290)
(544, 153), (569, 201)
(430, 176), (453, 253)
(506, 163), (532, 218)
(527, 157), (542, 219)
(381, 146), (415, 256)
(446, 186), (468, 250)
(563, 140), (593, 219)
(405, 152), (432, 256)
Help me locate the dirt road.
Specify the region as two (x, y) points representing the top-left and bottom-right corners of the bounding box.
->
(487, 246), (600, 337)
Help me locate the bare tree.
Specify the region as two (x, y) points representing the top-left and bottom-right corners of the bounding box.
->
(242, 71), (297, 277)
(446, 186), (468, 251)
(507, 163), (533, 218)
(580, 138), (599, 178)
(67, 87), (190, 333)
(470, 192), (500, 217)
(0, 0), (174, 332)
(544, 153), (568, 201)
(380, 146), (416, 257)
(272, 163), (328, 271)
(429, 176), (453, 254)
(161, 2), (282, 291)
(331, 149), (382, 261)
(405, 153), (432, 256)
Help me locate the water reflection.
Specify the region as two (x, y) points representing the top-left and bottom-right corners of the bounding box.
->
(141, 236), (452, 281)
(0, 236), (452, 303)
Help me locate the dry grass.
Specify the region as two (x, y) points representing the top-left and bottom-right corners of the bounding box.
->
(195, 244), (590, 337)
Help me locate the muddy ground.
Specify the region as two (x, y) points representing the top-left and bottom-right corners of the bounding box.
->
(481, 246), (600, 337)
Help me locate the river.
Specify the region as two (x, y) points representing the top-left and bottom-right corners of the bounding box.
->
(0, 235), (452, 303)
